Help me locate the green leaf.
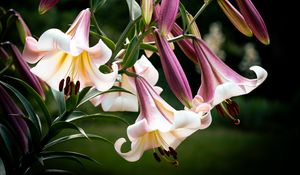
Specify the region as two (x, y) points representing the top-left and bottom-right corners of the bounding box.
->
(6, 76), (51, 128)
(0, 157), (5, 175)
(44, 133), (112, 150)
(42, 169), (73, 174)
(179, 2), (189, 31)
(0, 124), (17, 164)
(0, 58), (13, 76)
(90, 31), (116, 51)
(91, 0), (107, 13)
(122, 36), (140, 70)
(126, 0), (142, 21)
(21, 116), (42, 151)
(77, 87), (91, 104)
(65, 94), (79, 112)
(44, 122), (88, 145)
(140, 43), (158, 52)
(66, 113), (129, 126)
(76, 86), (133, 108)
(110, 17), (141, 63)
(0, 81), (42, 134)
(51, 88), (66, 115)
(41, 151), (101, 166)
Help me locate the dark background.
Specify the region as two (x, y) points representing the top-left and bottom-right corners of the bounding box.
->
(1, 0), (299, 174)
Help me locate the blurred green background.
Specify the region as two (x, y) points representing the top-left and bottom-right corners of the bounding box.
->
(1, 0), (299, 174)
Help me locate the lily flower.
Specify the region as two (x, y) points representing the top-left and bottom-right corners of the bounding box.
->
(154, 29), (193, 107)
(192, 37), (267, 107)
(158, 0), (179, 36)
(22, 9), (118, 93)
(115, 76), (202, 163)
(235, 0), (270, 45)
(217, 0), (252, 37)
(39, 0), (60, 14)
(91, 55), (161, 112)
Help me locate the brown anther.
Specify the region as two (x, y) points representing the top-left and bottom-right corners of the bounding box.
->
(158, 147), (165, 156)
(69, 81), (75, 96)
(164, 149), (170, 157)
(216, 104), (226, 117)
(153, 152), (161, 162)
(59, 79), (65, 92)
(226, 100), (240, 116)
(64, 82), (70, 95)
(66, 76), (71, 85)
(168, 147), (177, 156)
(75, 81), (80, 95)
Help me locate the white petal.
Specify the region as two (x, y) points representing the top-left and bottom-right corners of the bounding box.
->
(82, 59), (118, 91)
(127, 119), (151, 141)
(85, 39), (112, 67)
(90, 94), (105, 106)
(114, 138), (145, 162)
(134, 55), (159, 85)
(37, 29), (72, 53)
(102, 92), (138, 112)
(23, 37), (47, 64)
(31, 51), (72, 91)
(172, 110), (201, 129)
(199, 112), (212, 130)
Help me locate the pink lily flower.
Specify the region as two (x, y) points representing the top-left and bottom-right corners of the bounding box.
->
(91, 55), (162, 112)
(192, 37), (267, 107)
(154, 29), (193, 108)
(22, 9), (118, 93)
(39, 0), (60, 14)
(235, 0), (270, 45)
(115, 76), (202, 163)
(158, 0), (179, 36)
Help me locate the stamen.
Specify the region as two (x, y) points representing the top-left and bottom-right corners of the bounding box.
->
(69, 81), (75, 96)
(64, 82), (70, 95)
(59, 79), (64, 92)
(75, 81), (80, 95)
(158, 147), (165, 156)
(218, 100), (241, 125)
(171, 160), (179, 167)
(216, 104), (226, 117)
(153, 152), (161, 162)
(66, 76), (71, 86)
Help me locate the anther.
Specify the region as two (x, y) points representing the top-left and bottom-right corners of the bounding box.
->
(75, 81), (80, 95)
(164, 149), (170, 157)
(59, 79), (64, 92)
(158, 147), (165, 156)
(168, 147), (177, 156)
(153, 152), (161, 162)
(66, 76), (70, 85)
(64, 82), (70, 95)
(216, 104), (226, 117)
(69, 81), (75, 96)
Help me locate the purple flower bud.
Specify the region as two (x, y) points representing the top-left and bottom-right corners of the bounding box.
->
(39, 0), (60, 14)
(158, 0), (179, 36)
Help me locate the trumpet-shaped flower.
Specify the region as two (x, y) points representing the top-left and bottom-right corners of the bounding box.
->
(235, 0), (270, 45)
(115, 76), (202, 163)
(91, 55), (161, 112)
(22, 9), (118, 92)
(192, 38), (267, 107)
(217, 0), (252, 37)
(154, 29), (193, 107)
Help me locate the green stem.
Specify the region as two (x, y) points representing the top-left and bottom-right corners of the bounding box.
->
(185, 0), (212, 34)
(91, 10), (107, 37)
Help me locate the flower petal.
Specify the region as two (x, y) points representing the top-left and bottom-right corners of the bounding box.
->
(134, 55), (159, 86)
(82, 57), (118, 91)
(101, 92), (138, 112)
(114, 138), (145, 162)
(127, 119), (151, 141)
(85, 39), (112, 67)
(31, 51), (72, 91)
(23, 37), (48, 64)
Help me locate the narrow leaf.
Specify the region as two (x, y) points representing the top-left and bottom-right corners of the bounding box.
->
(51, 88), (66, 115)
(90, 31), (116, 51)
(179, 2), (189, 31)
(77, 86), (132, 108)
(66, 113), (129, 125)
(122, 36), (140, 70)
(43, 169), (73, 174)
(41, 151), (101, 166)
(42, 155), (84, 169)
(91, 0), (107, 13)
(0, 157), (6, 175)
(44, 133), (112, 150)
(0, 124), (16, 164)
